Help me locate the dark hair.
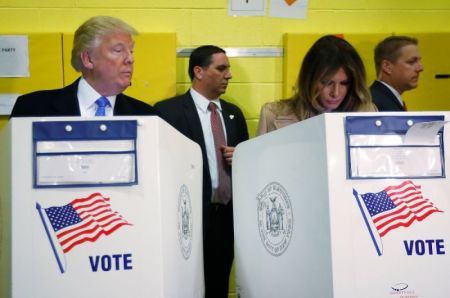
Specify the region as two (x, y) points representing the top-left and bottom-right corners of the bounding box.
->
(374, 35), (418, 76)
(188, 45), (226, 80)
(286, 35), (372, 120)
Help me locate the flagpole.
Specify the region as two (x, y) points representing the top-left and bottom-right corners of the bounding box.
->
(36, 202), (66, 273)
(352, 189), (383, 256)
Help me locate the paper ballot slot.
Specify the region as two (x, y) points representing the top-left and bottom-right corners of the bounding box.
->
(346, 115), (445, 179)
(33, 120), (137, 187)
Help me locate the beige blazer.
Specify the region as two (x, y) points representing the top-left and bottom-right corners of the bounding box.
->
(256, 102), (299, 136)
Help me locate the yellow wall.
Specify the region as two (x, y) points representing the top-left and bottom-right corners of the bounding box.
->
(1, 2), (450, 296)
(0, 33), (63, 129)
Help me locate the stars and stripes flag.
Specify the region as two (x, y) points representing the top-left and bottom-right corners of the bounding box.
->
(353, 180), (442, 255)
(36, 193), (131, 272)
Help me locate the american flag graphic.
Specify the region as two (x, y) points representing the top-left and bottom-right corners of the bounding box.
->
(359, 180), (442, 237)
(43, 193), (131, 253)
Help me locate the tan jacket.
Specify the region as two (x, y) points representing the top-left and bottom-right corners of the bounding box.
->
(257, 98), (378, 136)
(256, 102), (299, 136)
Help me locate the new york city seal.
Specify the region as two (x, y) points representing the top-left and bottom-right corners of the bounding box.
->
(256, 182), (293, 256)
(177, 184), (193, 259)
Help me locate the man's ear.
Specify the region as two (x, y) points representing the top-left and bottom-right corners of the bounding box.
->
(80, 50), (94, 70)
(381, 59), (393, 75)
(193, 65), (204, 80)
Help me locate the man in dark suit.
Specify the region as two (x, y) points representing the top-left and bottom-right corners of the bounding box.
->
(370, 35), (424, 111)
(155, 45), (249, 298)
(10, 16), (158, 117)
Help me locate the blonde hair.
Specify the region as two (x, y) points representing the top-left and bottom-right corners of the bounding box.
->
(71, 16), (138, 71)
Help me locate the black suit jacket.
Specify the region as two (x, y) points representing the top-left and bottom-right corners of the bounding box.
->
(154, 91), (249, 237)
(370, 80), (406, 112)
(10, 79), (159, 117)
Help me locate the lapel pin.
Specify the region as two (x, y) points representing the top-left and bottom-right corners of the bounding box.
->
(229, 115), (235, 119)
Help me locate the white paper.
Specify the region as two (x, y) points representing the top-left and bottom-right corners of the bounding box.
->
(404, 120), (448, 145)
(0, 35), (29, 77)
(270, 0), (308, 19)
(36, 140), (135, 153)
(229, 0), (266, 16)
(350, 147), (442, 178)
(37, 154), (135, 185)
(0, 93), (19, 115)
(349, 134), (405, 146)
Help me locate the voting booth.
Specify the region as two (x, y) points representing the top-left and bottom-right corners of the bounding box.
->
(233, 112), (450, 298)
(0, 116), (204, 298)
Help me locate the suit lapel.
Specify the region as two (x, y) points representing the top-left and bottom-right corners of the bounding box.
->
(220, 101), (237, 146)
(182, 93), (208, 151)
(377, 81), (405, 111)
(114, 93), (128, 115)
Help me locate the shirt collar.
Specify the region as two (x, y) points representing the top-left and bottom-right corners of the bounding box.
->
(78, 77), (117, 110)
(190, 88), (222, 113)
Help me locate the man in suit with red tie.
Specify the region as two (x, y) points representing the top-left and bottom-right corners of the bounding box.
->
(155, 45), (249, 298)
(370, 36), (424, 111)
(10, 16), (158, 117)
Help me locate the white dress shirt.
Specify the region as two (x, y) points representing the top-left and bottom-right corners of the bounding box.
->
(77, 77), (117, 117)
(190, 88), (228, 197)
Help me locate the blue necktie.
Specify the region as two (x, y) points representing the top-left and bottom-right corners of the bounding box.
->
(95, 96), (110, 116)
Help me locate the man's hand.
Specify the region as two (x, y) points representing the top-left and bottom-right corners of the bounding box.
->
(221, 145), (235, 166)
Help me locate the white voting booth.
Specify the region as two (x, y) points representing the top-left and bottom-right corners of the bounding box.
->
(0, 116), (204, 298)
(233, 112), (450, 298)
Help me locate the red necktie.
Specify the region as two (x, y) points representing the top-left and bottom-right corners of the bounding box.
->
(209, 102), (231, 204)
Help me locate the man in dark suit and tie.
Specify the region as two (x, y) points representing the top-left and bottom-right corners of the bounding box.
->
(10, 16), (158, 117)
(370, 36), (424, 111)
(155, 45), (249, 298)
